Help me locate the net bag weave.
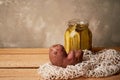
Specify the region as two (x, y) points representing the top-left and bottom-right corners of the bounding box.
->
(38, 49), (120, 80)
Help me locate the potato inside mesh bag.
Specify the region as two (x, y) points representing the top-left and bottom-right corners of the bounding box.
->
(38, 49), (120, 80)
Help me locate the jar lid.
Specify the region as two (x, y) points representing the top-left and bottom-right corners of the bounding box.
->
(68, 19), (89, 26)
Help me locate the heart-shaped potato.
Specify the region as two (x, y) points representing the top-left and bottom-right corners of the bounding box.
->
(49, 44), (83, 68)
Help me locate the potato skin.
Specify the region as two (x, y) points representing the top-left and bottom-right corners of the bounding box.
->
(49, 44), (83, 68)
(49, 44), (67, 67)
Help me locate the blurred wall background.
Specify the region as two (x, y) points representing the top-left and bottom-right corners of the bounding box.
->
(0, 0), (120, 48)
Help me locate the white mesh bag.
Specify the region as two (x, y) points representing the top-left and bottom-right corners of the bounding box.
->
(38, 49), (120, 80)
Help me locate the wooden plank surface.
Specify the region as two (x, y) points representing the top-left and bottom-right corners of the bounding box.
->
(0, 69), (38, 77)
(0, 54), (49, 68)
(0, 48), (49, 68)
(0, 47), (119, 54)
(0, 48), (120, 80)
(0, 47), (120, 68)
(0, 48), (49, 54)
(0, 69), (120, 80)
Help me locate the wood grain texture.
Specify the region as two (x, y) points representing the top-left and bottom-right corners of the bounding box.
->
(0, 54), (49, 68)
(0, 48), (49, 54)
(0, 69), (120, 80)
(0, 48), (120, 80)
(0, 69), (38, 77)
(0, 47), (120, 68)
(0, 47), (119, 54)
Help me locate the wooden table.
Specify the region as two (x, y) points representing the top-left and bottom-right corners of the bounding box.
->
(0, 48), (120, 80)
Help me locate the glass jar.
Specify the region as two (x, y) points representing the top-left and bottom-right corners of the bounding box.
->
(64, 19), (92, 53)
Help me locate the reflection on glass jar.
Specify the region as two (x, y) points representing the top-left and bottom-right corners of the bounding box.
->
(64, 19), (92, 53)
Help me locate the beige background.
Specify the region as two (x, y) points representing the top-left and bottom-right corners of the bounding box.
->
(0, 0), (120, 48)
